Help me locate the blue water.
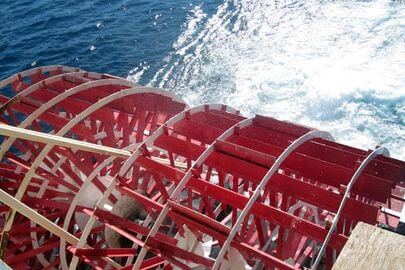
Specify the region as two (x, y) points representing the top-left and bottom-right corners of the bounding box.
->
(1, 0), (404, 159)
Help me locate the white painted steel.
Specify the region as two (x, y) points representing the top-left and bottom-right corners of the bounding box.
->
(311, 146), (389, 270)
(213, 130), (334, 270)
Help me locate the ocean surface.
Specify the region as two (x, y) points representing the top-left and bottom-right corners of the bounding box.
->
(0, 0), (404, 159)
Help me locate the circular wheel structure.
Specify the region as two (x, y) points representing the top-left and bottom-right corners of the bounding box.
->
(0, 66), (403, 270)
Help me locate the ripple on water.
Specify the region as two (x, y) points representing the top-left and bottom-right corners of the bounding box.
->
(144, 0), (405, 159)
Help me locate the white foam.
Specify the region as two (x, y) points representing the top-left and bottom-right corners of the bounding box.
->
(130, 0), (405, 159)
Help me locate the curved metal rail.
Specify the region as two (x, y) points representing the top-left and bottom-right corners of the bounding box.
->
(311, 146), (390, 270)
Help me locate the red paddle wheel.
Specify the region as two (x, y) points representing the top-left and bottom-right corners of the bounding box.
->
(0, 66), (403, 270)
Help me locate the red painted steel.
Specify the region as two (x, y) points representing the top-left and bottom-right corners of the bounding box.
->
(0, 66), (403, 270)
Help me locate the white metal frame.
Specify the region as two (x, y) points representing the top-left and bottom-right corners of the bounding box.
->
(0, 78), (136, 160)
(0, 65), (81, 90)
(311, 146), (389, 270)
(131, 116), (252, 269)
(212, 130), (334, 269)
(0, 86), (185, 269)
(0, 71), (89, 112)
(0, 188), (121, 269)
(63, 103), (238, 269)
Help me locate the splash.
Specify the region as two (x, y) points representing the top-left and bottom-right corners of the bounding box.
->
(131, 0), (405, 159)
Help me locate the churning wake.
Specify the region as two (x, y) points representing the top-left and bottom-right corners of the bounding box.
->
(128, 0), (405, 159)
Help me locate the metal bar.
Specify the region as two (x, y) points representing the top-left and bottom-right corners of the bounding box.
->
(0, 188), (122, 269)
(0, 78), (135, 160)
(131, 117), (253, 269)
(212, 130), (333, 269)
(0, 124), (187, 169)
(0, 87), (185, 269)
(0, 65), (82, 90)
(311, 147), (389, 270)
(0, 123), (131, 158)
(0, 188), (79, 245)
(68, 179), (117, 269)
(133, 154), (348, 250)
(0, 72), (88, 113)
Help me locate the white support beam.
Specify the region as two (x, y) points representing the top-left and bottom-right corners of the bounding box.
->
(0, 188), (79, 245)
(0, 123), (187, 169)
(0, 189), (122, 269)
(0, 123), (131, 158)
(311, 146), (389, 270)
